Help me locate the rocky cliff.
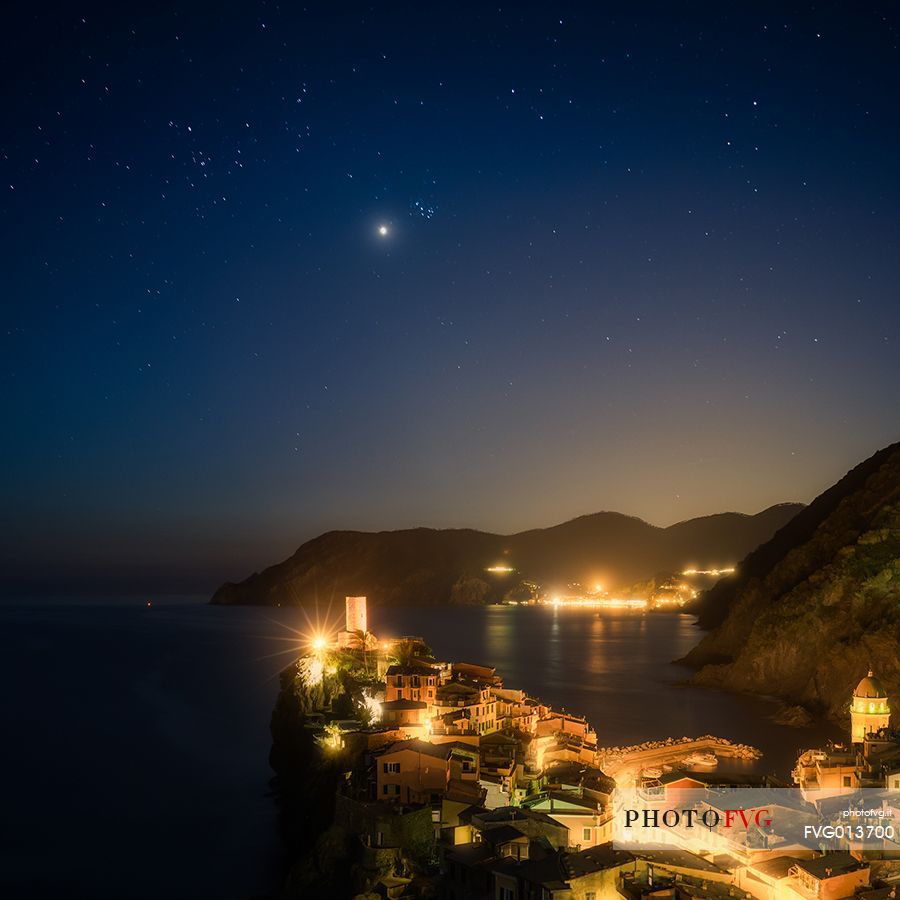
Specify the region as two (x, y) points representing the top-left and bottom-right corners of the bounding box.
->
(682, 441), (900, 719)
(211, 505), (802, 607)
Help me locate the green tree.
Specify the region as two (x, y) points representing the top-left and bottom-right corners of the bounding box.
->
(390, 639), (418, 667)
(350, 629), (376, 674)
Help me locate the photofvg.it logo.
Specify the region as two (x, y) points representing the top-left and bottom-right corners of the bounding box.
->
(614, 788), (778, 852)
(622, 807), (772, 831)
(614, 787), (900, 859)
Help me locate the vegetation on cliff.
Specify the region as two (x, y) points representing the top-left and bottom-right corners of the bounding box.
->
(269, 660), (349, 892)
(211, 505), (801, 608)
(269, 642), (435, 897)
(682, 441), (900, 719)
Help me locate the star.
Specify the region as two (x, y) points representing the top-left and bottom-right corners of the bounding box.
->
(377, 224), (389, 237)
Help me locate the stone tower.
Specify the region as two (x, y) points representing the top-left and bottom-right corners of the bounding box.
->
(345, 595), (367, 634)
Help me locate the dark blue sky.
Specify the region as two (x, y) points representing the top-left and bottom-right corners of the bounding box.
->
(3, 3), (899, 591)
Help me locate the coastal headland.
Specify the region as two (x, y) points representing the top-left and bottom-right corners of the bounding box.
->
(269, 595), (769, 897)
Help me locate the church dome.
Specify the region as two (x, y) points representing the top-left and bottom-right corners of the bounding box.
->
(854, 670), (887, 699)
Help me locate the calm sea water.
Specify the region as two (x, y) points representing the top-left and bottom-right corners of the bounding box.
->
(376, 605), (843, 770)
(0, 597), (841, 899)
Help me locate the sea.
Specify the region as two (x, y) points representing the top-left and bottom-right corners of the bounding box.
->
(0, 596), (842, 899)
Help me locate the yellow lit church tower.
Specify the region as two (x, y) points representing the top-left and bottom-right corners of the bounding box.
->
(850, 669), (891, 743)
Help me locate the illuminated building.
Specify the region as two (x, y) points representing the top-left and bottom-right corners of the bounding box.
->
(385, 664), (441, 706)
(374, 739), (481, 804)
(345, 595), (367, 633)
(380, 699), (430, 738)
(338, 595), (371, 648)
(521, 791), (615, 849)
(850, 669), (891, 743)
(794, 667), (897, 799)
(492, 687), (539, 733)
(430, 682), (498, 736)
(384, 662), (442, 730)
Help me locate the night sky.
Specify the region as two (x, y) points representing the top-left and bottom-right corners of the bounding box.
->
(3, 3), (899, 591)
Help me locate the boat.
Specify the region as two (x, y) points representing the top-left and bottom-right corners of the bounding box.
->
(684, 751), (717, 768)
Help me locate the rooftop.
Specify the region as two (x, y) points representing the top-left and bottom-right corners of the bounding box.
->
(563, 843), (634, 877)
(438, 682), (480, 696)
(481, 824), (528, 846)
(472, 806), (562, 828)
(514, 853), (570, 890)
(377, 738), (473, 760)
(619, 841), (729, 873)
(751, 856), (801, 879)
(453, 662), (497, 676)
(855, 671), (888, 699)
(795, 851), (866, 880)
(445, 842), (496, 866)
(658, 770), (778, 788)
(543, 761), (616, 794)
(529, 790), (602, 812)
(381, 699), (428, 710)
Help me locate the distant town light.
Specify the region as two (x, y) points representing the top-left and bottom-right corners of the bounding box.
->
(542, 594), (648, 610)
(486, 564), (516, 574)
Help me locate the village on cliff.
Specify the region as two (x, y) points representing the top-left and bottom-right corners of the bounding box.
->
(289, 597), (900, 899)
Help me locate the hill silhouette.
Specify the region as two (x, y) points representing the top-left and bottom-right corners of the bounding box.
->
(210, 504), (802, 608)
(682, 440), (900, 718)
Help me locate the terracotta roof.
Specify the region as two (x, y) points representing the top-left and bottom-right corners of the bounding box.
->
(377, 739), (456, 759)
(453, 662), (497, 675)
(438, 682), (479, 695)
(381, 699), (427, 710)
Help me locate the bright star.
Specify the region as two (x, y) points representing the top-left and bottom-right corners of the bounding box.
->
(377, 224), (389, 237)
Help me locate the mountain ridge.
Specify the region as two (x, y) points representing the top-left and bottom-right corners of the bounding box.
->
(210, 504), (803, 608)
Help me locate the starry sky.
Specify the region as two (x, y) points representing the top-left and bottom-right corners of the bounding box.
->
(3, 3), (899, 592)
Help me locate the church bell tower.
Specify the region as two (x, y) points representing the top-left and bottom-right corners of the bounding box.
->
(850, 669), (891, 743)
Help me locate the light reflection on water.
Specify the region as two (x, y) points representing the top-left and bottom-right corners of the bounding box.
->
(377, 605), (843, 777)
(0, 596), (845, 897)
